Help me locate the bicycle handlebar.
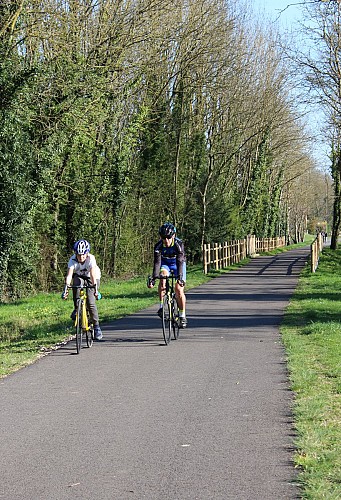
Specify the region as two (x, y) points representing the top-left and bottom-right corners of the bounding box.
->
(147, 272), (185, 288)
(66, 284), (96, 289)
(152, 274), (180, 281)
(61, 282), (97, 300)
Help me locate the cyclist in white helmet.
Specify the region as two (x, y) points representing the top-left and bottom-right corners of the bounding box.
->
(62, 239), (103, 340)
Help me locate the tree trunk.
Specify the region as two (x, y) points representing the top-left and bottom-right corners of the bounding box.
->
(330, 152), (341, 250)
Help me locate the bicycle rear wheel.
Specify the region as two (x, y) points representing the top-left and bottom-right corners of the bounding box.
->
(86, 311), (94, 348)
(86, 326), (94, 348)
(171, 296), (180, 340)
(162, 295), (171, 345)
(76, 300), (83, 354)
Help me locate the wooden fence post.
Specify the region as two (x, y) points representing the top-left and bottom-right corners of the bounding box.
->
(311, 240), (316, 272)
(203, 244), (208, 274)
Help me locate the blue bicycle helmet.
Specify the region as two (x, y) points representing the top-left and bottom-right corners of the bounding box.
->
(73, 239), (90, 255)
(159, 222), (176, 239)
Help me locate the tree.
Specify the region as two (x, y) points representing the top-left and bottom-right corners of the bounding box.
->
(0, 0), (327, 298)
(293, 0), (341, 248)
(0, 2), (42, 299)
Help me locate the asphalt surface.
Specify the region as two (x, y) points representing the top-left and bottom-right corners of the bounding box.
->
(0, 247), (310, 500)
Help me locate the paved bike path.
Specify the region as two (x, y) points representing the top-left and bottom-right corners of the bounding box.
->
(0, 248), (309, 499)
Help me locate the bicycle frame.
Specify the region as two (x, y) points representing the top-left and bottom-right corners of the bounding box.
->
(78, 289), (90, 330)
(156, 272), (180, 345)
(68, 283), (95, 354)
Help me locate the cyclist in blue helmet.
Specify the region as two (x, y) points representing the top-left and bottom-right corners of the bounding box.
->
(62, 239), (103, 340)
(147, 222), (187, 328)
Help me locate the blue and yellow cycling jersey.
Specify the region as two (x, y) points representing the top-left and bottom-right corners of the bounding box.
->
(152, 237), (186, 281)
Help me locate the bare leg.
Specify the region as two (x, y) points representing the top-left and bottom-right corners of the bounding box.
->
(158, 273), (168, 303)
(175, 282), (186, 313)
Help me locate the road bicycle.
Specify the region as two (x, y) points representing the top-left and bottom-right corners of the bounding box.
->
(66, 283), (96, 354)
(151, 272), (180, 345)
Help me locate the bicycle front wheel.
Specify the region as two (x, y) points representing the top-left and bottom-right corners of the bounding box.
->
(162, 295), (171, 345)
(76, 300), (83, 354)
(171, 295), (180, 340)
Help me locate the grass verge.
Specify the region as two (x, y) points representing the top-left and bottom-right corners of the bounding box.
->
(281, 248), (341, 499)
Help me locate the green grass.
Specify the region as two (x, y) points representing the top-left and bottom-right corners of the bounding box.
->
(281, 248), (341, 499)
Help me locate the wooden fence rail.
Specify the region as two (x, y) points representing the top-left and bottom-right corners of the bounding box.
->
(203, 235), (286, 274)
(255, 236), (286, 253)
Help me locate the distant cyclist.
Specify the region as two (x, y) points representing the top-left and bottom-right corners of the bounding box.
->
(61, 239), (103, 340)
(147, 222), (187, 328)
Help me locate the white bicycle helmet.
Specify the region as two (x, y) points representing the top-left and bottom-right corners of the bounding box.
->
(74, 239), (90, 255)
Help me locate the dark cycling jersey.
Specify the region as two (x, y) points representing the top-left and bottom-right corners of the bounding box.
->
(152, 237), (186, 280)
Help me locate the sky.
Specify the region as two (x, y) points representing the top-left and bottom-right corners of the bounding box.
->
(252, 0), (329, 170)
(252, 0), (303, 27)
